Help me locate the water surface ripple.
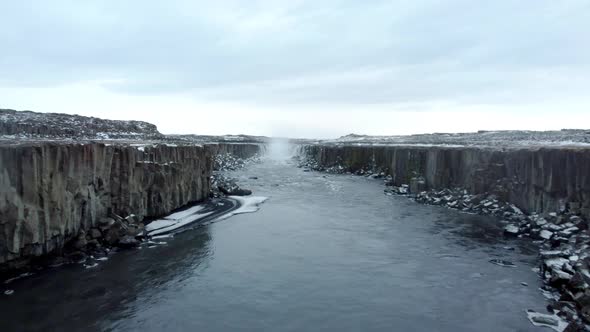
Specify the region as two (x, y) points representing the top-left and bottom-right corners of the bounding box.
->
(0, 159), (547, 331)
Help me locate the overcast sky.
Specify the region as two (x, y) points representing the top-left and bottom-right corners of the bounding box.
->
(1, 1), (589, 138)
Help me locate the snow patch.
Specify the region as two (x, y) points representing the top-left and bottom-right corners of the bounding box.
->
(151, 234), (173, 240)
(146, 211), (215, 236)
(163, 205), (205, 220)
(216, 196), (268, 220)
(526, 310), (568, 332)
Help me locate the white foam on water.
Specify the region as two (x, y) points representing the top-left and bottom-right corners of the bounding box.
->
(96, 257), (108, 261)
(4, 290), (14, 295)
(216, 196), (268, 221)
(84, 263), (99, 269)
(4, 272), (34, 284)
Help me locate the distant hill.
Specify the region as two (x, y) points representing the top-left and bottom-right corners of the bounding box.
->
(330, 130), (590, 147)
(0, 109), (164, 140)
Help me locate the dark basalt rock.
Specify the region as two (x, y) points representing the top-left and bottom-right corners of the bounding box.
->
(89, 228), (102, 240)
(299, 144), (590, 220)
(116, 236), (140, 249)
(0, 142), (212, 266)
(0, 110), (267, 270)
(564, 321), (586, 332)
(218, 186), (252, 196)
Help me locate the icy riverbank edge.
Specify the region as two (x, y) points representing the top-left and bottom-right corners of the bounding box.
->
(298, 144), (590, 332)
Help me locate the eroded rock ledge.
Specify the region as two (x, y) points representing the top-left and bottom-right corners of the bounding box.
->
(300, 144), (590, 219)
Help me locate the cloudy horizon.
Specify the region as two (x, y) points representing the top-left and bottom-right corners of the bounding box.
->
(1, 1), (589, 138)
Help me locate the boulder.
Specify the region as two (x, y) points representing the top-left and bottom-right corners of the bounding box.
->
(98, 217), (116, 228)
(581, 306), (590, 323)
(66, 251), (87, 262)
(86, 239), (101, 249)
(103, 223), (124, 246)
(563, 321), (586, 332)
(409, 177), (426, 194)
(574, 290), (590, 307)
(540, 230), (554, 240)
(504, 224), (520, 236)
(116, 236), (140, 249)
(231, 188), (253, 196)
(126, 224), (142, 237)
(125, 214), (140, 225)
(72, 230), (88, 250)
(89, 228), (102, 240)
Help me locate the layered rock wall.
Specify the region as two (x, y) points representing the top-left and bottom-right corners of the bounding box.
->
(211, 143), (265, 159)
(300, 145), (590, 218)
(0, 142), (212, 265)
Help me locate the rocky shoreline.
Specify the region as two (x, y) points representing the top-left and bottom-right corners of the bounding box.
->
(211, 150), (262, 198)
(298, 153), (590, 331)
(1, 195), (246, 296)
(0, 109), (267, 274)
(0, 145), (264, 286)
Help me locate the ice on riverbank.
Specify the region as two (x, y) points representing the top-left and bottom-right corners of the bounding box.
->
(146, 210), (214, 236)
(162, 206), (206, 221)
(216, 196), (268, 221)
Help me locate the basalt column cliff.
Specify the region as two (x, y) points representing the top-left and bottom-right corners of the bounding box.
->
(0, 109), (265, 268)
(299, 132), (590, 219)
(0, 142), (212, 266)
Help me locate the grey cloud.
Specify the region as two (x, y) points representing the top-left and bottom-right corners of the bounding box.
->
(1, 0), (589, 107)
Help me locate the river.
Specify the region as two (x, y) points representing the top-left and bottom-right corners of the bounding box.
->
(0, 157), (549, 331)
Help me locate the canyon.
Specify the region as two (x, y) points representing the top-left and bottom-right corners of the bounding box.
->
(1, 109), (590, 330)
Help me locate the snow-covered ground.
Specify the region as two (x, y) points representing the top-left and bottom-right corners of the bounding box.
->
(0, 108), (163, 140)
(320, 130), (590, 147)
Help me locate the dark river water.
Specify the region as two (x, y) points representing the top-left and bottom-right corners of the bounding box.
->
(0, 158), (549, 331)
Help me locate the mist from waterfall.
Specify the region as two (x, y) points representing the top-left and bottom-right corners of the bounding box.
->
(266, 138), (295, 161)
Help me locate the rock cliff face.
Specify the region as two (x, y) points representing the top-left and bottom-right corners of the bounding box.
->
(0, 142), (212, 266)
(0, 109), (269, 269)
(300, 144), (590, 218)
(211, 143), (265, 160)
